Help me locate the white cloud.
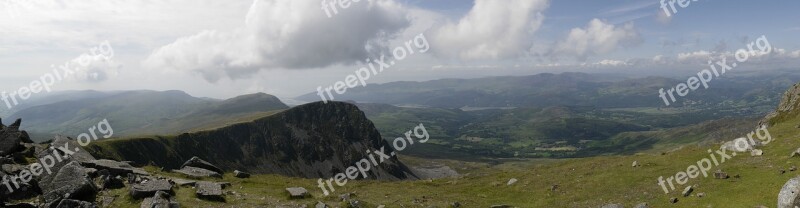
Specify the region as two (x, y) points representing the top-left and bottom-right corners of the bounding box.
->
(552, 19), (642, 60)
(143, 0), (411, 82)
(676, 50), (713, 63)
(429, 0), (549, 60)
(594, 59), (629, 66)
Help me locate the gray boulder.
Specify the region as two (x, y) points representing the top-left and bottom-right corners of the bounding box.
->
(40, 161), (98, 208)
(56, 199), (98, 208)
(130, 179), (173, 199)
(682, 186), (693, 197)
(0, 118), (27, 156)
(779, 177), (800, 208)
(195, 181), (223, 201)
(286, 187), (309, 199)
(170, 178), (196, 187)
(601, 204), (623, 208)
(181, 157), (222, 174)
(4, 202), (37, 207)
(82, 159), (149, 176)
(173, 166), (222, 179)
(140, 190), (180, 208)
(233, 170), (250, 178)
(50, 135), (96, 163)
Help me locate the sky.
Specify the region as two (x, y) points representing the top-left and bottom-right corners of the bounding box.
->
(1, 0), (799, 100)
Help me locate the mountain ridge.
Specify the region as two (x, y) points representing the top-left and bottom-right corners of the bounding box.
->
(85, 101), (417, 180)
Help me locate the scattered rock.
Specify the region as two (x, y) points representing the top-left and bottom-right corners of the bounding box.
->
(216, 182), (231, 188)
(173, 166), (222, 179)
(507, 178), (518, 186)
(670, 197), (678, 203)
(130, 179), (173, 199)
(451, 201), (461, 207)
(56, 199), (99, 208)
(0, 118), (27, 156)
(39, 161), (98, 207)
(1, 163), (24, 174)
(550, 184), (559, 192)
(682, 186), (693, 197)
(181, 156), (223, 174)
(170, 178), (196, 187)
(714, 170), (729, 179)
(752, 149), (763, 156)
(601, 204), (623, 208)
(315, 201), (329, 208)
(234, 170), (250, 178)
(82, 159), (149, 176)
(697, 192), (705, 197)
(779, 177), (800, 207)
(791, 148), (800, 157)
(4, 202), (37, 208)
(141, 190), (179, 208)
(196, 181), (224, 201)
(634, 202), (649, 208)
(792, 166), (798, 172)
(632, 161), (639, 167)
(49, 135), (96, 163)
(490, 205), (512, 208)
(286, 187), (309, 199)
(340, 192), (356, 201)
(782, 169), (787, 175)
(99, 174), (125, 189)
(348, 200), (362, 208)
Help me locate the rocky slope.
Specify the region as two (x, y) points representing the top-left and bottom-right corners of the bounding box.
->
(762, 83), (800, 126)
(86, 101), (417, 180)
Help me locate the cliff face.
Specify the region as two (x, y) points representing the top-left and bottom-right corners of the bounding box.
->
(87, 101), (416, 180)
(761, 83), (800, 126)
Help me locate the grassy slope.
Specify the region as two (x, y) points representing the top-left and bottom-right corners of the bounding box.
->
(103, 112), (796, 207)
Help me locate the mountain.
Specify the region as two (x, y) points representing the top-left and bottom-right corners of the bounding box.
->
(296, 72), (795, 110)
(85, 101), (416, 180)
(9, 90), (289, 140)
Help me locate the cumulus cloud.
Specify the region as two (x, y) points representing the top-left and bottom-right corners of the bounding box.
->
(552, 19), (642, 61)
(143, 0), (410, 82)
(70, 55), (122, 82)
(429, 0), (549, 60)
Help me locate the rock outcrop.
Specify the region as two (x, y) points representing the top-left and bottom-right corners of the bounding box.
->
(86, 102), (417, 180)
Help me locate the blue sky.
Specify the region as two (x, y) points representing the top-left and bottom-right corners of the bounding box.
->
(0, 0), (799, 99)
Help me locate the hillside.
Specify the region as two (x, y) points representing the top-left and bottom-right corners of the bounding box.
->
(357, 102), (763, 159)
(9, 90), (289, 140)
(85, 101), (416, 180)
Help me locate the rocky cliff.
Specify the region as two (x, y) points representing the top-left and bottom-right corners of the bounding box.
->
(86, 101), (417, 180)
(761, 83), (800, 126)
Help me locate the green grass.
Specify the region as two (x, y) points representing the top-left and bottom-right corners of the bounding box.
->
(86, 112), (799, 207)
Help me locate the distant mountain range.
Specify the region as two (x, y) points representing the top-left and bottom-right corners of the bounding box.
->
(6, 90), (288, 140)
(296, 72), (798, 109)
(5, 71), (799, 159)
